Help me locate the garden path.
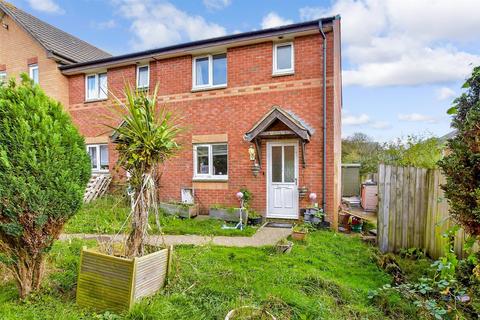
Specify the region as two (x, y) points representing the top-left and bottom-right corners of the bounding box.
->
(60, 226), (292, 247)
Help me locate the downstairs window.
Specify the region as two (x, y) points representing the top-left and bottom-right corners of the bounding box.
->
(193, 143), (228, 180)
(87, 144), (109, 172)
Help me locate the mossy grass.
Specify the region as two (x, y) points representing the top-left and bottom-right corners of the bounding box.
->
(0, 231), (423, 319)
(65, 194), (257, 237)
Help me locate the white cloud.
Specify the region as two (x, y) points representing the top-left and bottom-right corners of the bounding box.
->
(300, 0), (480, 87)
(27, 0), (64, 14)
(91, 19), (117, 30)
(398, 113), (437, 123)
(343, 112), (370, 126)
(436, 87), (456, 101)
(343, 47), (480, 87)
(371, 121), (391, 130)
(203, 0), (231, 10)
(342, 110), (391, 129)
(261, 12), (293, 29)
(114, 0), (226, 50)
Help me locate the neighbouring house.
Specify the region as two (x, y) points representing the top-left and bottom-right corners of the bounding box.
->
(0, 0), (111, 107)
(1, 2), (343, 227)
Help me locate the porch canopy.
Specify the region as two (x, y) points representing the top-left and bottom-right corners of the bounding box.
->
(244, 107), (313, 168)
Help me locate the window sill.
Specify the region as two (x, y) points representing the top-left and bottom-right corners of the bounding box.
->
(272, 71), (295, 77)
(191, 84), (227, 92)
(85, 98), (108, 104)
(192, 177), (228, 182)
(92, 170), (110, 174)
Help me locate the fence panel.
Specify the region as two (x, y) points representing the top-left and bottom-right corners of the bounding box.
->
(377, 164), (466, 259)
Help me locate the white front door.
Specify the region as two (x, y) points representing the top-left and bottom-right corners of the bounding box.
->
(267, 141), (299, 219)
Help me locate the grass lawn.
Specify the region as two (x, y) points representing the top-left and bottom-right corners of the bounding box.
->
(64, 194), (257, 237)
(0, 230), (424, 320)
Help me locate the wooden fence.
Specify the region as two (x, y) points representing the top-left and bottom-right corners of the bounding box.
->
(377, 164), (466, 259)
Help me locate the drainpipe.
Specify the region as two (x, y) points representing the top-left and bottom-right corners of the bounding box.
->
(319, 20), (327, 212)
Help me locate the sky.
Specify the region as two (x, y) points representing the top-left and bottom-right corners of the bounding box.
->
(9, 0), (480, 142)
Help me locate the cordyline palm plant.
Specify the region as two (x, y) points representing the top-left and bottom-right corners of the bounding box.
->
(111, 84), (182, 257)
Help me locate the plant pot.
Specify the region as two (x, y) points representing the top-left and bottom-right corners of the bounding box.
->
(351, 224), (363, 233)
(303, 208), (324, 225)
(209, 207), (248, 222)
(159, 202), (198, 218)
(303, 211), (314, 223)
(225, 306), (276, 320)
(248, 216), (263, 226)
(291, 231), (307, 241)
(76, 246), (172, 313)
(311, 216), (322, 224)
(275, 241), (293, 254)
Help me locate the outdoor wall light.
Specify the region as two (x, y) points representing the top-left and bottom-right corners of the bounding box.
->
(248, 144), (256, 161)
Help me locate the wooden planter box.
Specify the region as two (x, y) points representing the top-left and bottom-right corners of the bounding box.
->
(209, 207), (247, 222)
(76, 246), (172, 313)
(159, 202), (198, 218)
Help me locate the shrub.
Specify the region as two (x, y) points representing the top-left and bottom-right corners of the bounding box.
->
(112, 84), (182, 257)
(0, 76), (91, 298)
(438, 66), (480, 236)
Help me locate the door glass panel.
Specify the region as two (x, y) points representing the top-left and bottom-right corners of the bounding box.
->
(271, 146), (282, 183)
(196, 146), (209, 174)
(284, 146), (295, 182)
(212, 144), (227, 176)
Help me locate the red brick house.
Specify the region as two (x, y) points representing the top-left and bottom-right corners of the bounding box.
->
(0, 1), (111, 107)
(61, 17), (343, 227)
(1, 2), (342, 227)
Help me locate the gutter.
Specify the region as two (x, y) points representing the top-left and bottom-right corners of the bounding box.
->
(319, 20), (327, 212)
(60, 17), (336, 74)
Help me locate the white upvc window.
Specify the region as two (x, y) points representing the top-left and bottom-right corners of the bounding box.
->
(137, 64), (149, 89)
(0, 71), (6, 85)
(85, 73), (108, 101)
(29, 64), (39, 84)
(273, 42), (294, 75)
(193, 143), (228, 180)
(192, 53), (227, 90)
(87, 144), (109, 172)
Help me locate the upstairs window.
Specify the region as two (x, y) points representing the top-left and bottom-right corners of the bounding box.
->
(273, 42), (294, 75)
(193, 143), (228, 179)
(87, 144), (109, 172)
(137, 65), (149, 89)
(193, 53), (227, 89)
(29, 64), (39, 84)
(86, 73), (107, 101)
(0, 71), (6, 85)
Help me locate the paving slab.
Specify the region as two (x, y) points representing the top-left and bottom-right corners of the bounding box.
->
(60, 226), (292, 247)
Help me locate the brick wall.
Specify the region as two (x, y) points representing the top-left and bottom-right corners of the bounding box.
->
(0, 15), (69, 107)
(67, 31), (342, 223)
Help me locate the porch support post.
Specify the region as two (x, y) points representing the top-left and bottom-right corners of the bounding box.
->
(254, 138), (262, 168)
(301, 141), (307, 168)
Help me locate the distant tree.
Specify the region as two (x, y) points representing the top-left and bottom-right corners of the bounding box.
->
(439, 66), (480, 236)
(0, 76), (91, 298)
(343, 132), (443, 175)
(381, 135), (442, 169)
(342, 132), (382, 176)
